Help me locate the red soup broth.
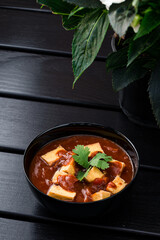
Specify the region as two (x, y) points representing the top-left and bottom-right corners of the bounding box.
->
(29, 135), (133, 202)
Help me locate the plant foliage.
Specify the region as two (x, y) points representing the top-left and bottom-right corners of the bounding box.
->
(62, 0), (104, 8)
(108, 0), (136, 37)
(37, 0), (160, 127)
(72, 9), (109, 86)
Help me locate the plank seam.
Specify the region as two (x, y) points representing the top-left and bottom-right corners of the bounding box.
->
(0, 92), (120, 112)
(0, 211), (160, 238)
(140, 164), (160, 171)
(0, 44), (106, 61)
(0, 6), (50, 13)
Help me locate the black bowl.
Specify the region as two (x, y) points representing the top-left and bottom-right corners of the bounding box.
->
(23, 123), (139, 219)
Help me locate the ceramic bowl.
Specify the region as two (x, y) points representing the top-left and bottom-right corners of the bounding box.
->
(23, 123), (139, 219)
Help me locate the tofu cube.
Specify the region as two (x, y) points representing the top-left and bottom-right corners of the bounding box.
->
(61, 158), (75, 175)
(52, 169), (67, 184)
(106, 175), (127, 194)
(41, 145), (66, 166)
(85, 143), (104, 157)
(92, 190), (111, 201)
(85, 166), (104, 182)
(47, 184), (76, 201)
(109, 159), (125, 176)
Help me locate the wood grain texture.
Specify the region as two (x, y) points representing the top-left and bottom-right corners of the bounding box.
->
(0, 151), (160, 234)
(0, 1), (159, 238)
(1, 218), (158, 240)
(0, 50), (118, 106)
(0, 9), (72, 52)
(0, 0), (40, 9)
(0, 97), (159, 167)
(0, 9), (113, 57)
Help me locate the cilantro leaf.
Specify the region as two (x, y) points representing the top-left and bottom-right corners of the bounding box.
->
(72, 145), (90, 168)
(77, 167), (91, 181)
(89, 153), (112, 170)
(72, 145), (113, 181)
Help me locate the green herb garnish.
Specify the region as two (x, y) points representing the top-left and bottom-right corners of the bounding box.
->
(76, 167), (92, 181)
(72, 145), (90, 168)
(72, 145), (112, 181)
(90, 152), (112, 170)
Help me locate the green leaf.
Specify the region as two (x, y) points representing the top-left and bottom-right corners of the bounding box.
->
(148, 61), (160, 127)
(77, 167), (91, 181)
(72, 9), (109, 86)
(62, 15), (82, 30)
(37, 0), (73, 14)
(89, 153), (112, 170)
(62, 7), (90, 30)
(128, 27), (160, 66)
(146, 38), (160, 59)
(62, 0), (104, 9)
(68, 6), (84, 18)
(112, 58), (148, 91)
(38, 0), (87, 30)
(134, 11), (160, 40)
(106, 46), (128, 72)
(72, 145), (90, 168)
(143, 60), (156, 70)
(108, 0), (136, 37)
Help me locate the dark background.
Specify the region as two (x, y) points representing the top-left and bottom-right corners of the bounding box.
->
(0, 1), (160, 239)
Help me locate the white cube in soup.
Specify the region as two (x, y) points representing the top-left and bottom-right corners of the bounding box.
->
(85, 142), (104, 157)
(47, 184), (76, 201)
(52, 169), (68, 184)
(61, 158), (75, 175)
(41, 145), (66, 166)
(92, 190), (111, 201)
(106, 175), (127, 194)
(109, 159), (125, 176)
(85, 166), (104, 182)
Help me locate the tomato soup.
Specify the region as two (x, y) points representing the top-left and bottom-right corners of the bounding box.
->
(29, 135), (133, 202)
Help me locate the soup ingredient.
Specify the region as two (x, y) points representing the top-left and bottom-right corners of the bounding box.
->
(92, 190), (111, 201)
(57, 175), (78, 192)
(108, 160), (125, 177)
(72, 144), (112, 181)
(90, 152), (112, 169)
(84, 167), (104, 182)
(29, 135), (133, 203)
(106, 175), (127, 194)
(52, 170), (67, 184)
(72, 145), (90, 168)
(41, 145), (66, 166)
(48, 184), (76, 201)
(77, 167), (91, 181)
(61, 158), (75, 175)
(85, 142), (104, 156)
(52, 159), (75, 183)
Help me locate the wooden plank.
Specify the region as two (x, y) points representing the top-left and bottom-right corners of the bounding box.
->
(0, 152), (45, 216)
(0, 0), (40, 9)
(1, 218), (158, 240)
(0, 97), (159, 167)
(0, 151), (160, 234)
(0, 9), (113, 57)
(0, 9), (72, 53)
(0, 50), (118, 106)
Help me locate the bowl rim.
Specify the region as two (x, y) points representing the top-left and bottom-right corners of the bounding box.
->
(23, 122), (139, 205)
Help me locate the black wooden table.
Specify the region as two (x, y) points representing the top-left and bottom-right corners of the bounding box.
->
(0, 1), (160, 239)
